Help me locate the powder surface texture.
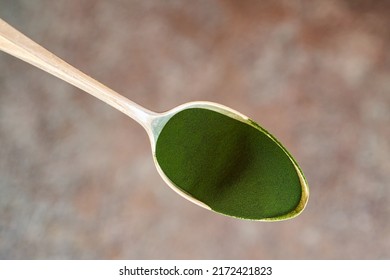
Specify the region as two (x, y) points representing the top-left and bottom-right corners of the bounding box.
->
(155, 108), (302, 220)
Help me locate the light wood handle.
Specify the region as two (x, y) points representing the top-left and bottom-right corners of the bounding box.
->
(0, 18), (153, 128)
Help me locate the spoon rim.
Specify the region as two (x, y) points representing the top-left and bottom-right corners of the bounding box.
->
(150, 101), (309, 221)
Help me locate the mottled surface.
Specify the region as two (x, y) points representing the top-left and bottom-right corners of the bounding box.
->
(0, 0), (389, 259)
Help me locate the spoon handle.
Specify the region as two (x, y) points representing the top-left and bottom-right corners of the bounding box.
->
(0, 18), (154, 129)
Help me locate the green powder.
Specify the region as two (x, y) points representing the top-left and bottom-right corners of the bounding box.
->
(155, 108), (304, 220)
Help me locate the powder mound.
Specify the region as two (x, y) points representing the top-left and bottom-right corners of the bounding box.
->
(155, 108), (302, 220)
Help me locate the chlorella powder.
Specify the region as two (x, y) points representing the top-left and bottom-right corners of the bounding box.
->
(155, 108), (302, 219)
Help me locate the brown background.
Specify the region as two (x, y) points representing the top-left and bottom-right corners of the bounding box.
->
(1, 0), (389, 259)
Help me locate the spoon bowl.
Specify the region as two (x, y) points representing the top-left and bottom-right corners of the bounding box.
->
(152, 101), (308, 220)
(0, 18), (309, 221)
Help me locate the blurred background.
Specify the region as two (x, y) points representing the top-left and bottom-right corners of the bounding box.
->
(0, 0), (389, 259)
